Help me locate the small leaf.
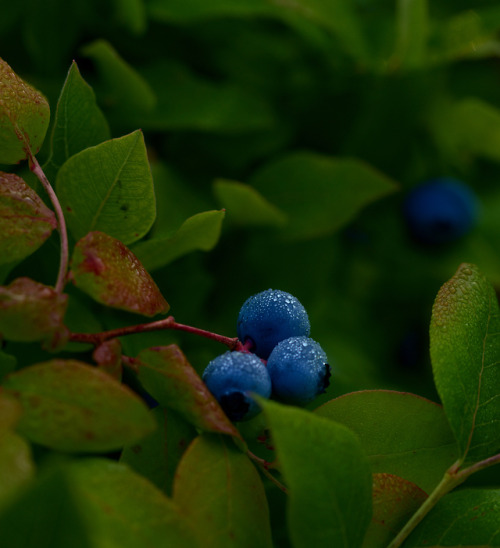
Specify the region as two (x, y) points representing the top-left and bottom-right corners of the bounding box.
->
(362, 473), (427, 548)
(315, 390), (459, 493)
(250, 152), (397, 240)
(81, 39), (156, 116)
(92, 338), (123, 380)
(0, 277), (68, 347)
(56, 130), (156, 245)
(0, 430), (35, 511)
(121, 407), (197, 497)
(2, 359), (156, 452)
(173, 434), (272, 548)
(405, 488), (500, 547)
(213, 179), (287, 227)
(132, 210), (225, 271)
(0, 172), (57, 265)
(43, 61), (110, 181)
(66, 458), (198, 548)
(0, 57), (50, 164)
(70, 231), (169, 316)
(430, 263), (500, 464)
(137, 345), (241, 439)
(259, 398), (373, 548)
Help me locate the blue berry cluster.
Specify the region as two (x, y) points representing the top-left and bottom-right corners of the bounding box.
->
(202, 289), (331, 422)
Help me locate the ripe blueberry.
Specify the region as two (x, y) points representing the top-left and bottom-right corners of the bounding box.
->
(237, 289), (311, 359)
(403, 177), (479, 245)
(266, 336), (331, 404)
(202, 351), (271, 421)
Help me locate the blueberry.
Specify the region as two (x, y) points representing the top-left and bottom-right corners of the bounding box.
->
(267, 336), (331, 404)
(237, 289), (311, 359)
(403, 177), (479, 245)
(202, 351), (271, 421)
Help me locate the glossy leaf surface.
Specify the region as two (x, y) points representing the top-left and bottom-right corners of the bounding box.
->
(2, 359), (156, 452)
(70, 231), (169, 316)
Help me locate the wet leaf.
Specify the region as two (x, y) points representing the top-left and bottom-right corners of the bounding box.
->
(2, 359), (156, 452)
(0, 172), (56, 265)
(0, 57), (50, 164)
(70, 231), (169, 316)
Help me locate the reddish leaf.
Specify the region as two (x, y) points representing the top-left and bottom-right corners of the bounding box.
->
(0, 57), (50, 164)
(0, 277), (68, 348)
(93, 338), (123, 381)
(70, 231), (169, 316)
(362, 473), (427, 548)
(0, 172), (57, 265)
(2, 359), (156, 452)
(137, 345), (242, 440)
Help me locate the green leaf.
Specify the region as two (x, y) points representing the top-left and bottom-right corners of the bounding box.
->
(404, 489), (500, 547)
(0, 465), (93, 548)
(43, 61), (110, 181)
(0, 430), (35, 511)
(430, 263), (500, 465)
(362, 473), (427, 548)
(56, 130), (156, 244)
(121, 406), (197, 497)
(2, 359), (156, 452)
(0, 57), (50, 164)
(112, 0), (147, 34)
(315, 390), (459, 493)
(0, 350), (16, 381)
(250, 152), (398, 240)
(70, 231), (169, 316)
(81, 39), (156, 116)
(393, 0), (428, 70)
(173, 433), (272, 548)
(260, 398), (372, 548)
(65, 458), (198, 548)
(136, 345), (242, 440)
(213, 179), (287, 227)
(0, 277), (68, 347)
(132, 210), (225, 271)
(0, 172), (57, 265)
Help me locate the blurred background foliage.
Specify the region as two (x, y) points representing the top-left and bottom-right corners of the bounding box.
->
(2, 0), (500, 402)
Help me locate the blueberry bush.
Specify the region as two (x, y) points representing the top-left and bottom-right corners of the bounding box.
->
(1, 1), (500, 546)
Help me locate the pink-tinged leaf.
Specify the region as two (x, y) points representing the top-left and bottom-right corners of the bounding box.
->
(2, 359), (156, 452)
(0, 57), (50, 164)
(93, 338), (123, 381)
(137, 345), (242, 440)
(362, 473), (427, 548)
(0, 277), (68, 348)
(70, 231), (169, 316)
(0, 172), (57, 265)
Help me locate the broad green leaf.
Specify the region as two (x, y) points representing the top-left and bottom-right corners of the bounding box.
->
(362, 473), (427, 548)
(0, 430), (35, 511)
(429, 98), (500, 165)
(430, 263), (500, 464)
(132, 210), (225, 271)
(56, 130), (156, 244)
(250, 152), (397, 240)
(393, 0), (428, 70)
(315, 390), (459, 493)
(173, 433), (272, 548)
(81, 39), (156, 116)
(214, 179), (287, 227)
(64, 458), (198, 548)
(0, 277), (68, 347)
(0, 390), (22, 430)
(0, 465), (92, 548)
(260, 398), (372, 548)
(405, 489), (500, 547)
(44, 61), (110, 181)
(121, 406), (197, 496)
(0, 57), (50, 164)
(135, 60), (274, 132)
(137, 345), (242, 439)
(70, 231), (169, 316)
(0, 172), (56, 265)
(2, 359), (156, 452)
